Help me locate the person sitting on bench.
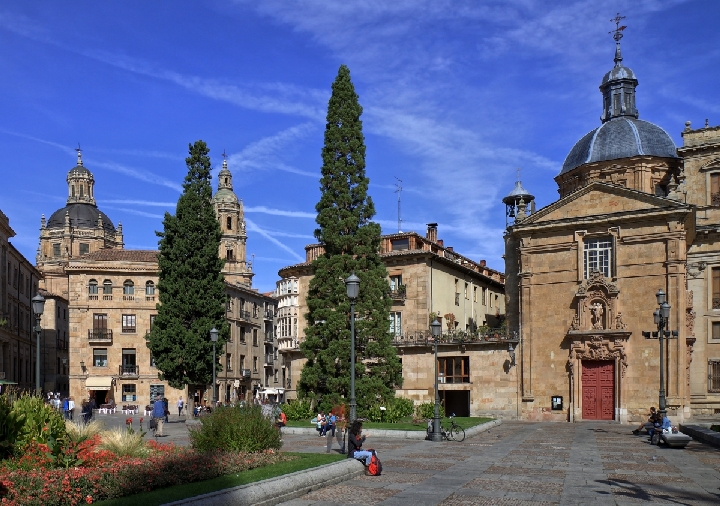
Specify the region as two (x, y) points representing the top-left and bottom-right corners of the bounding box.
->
(633, 406), (658, 435)
(347, 420), (373, 465)
(648, 412), (671, 441)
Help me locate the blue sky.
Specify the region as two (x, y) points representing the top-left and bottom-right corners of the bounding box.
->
(1, 1), (717, 293)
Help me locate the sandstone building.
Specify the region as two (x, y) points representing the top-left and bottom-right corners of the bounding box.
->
(504, 34), (720, 423)
(277, 225), (510, 417)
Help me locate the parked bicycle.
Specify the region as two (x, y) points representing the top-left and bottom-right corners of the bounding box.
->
(426, 413), (466, 442)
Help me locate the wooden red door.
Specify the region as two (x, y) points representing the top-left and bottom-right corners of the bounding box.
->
(581, 361), (615, 420)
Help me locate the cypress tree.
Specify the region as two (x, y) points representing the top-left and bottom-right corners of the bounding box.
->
(148, 140), (229, 397)
(299, 65), (403, 414)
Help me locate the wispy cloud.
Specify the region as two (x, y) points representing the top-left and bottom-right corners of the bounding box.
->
(245, 218), (304, 262)
(87, 160), (183, 193)
(244, 206), (315, 219)
(101, 199), (176, 207)
(103, 207), (165, 219)
(0, 130), (76, 156)
(93, 148), (184, 161)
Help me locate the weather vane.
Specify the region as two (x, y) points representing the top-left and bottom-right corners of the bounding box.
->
(75, 143), (82, 154)
(222, 149), (227, 160)
(609, 13), (627, 42)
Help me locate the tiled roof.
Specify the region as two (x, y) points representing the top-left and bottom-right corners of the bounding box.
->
(82, 249), (159, 263)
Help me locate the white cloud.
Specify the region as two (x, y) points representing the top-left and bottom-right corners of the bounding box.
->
(103, 207), (165, 219)
(101, 199), (176, 207)
(244, 206), (315, 219)
(88, 159), (183, 193)
(245, 218), (304, 262)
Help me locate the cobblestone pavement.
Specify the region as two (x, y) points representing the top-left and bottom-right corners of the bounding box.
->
(277, 422), (720, 506)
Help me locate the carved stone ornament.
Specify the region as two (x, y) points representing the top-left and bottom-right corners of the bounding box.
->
(567, 335), (628, 377)
(615, 312), (627, 330)
(569, 314), (580, 331)
(686, 309), (696, 337)
(570, 271), (620, 333)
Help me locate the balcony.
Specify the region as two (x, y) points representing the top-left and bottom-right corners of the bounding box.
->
(119, 365), (139, 378)
(390, 328), (516, 348)
(264, 333), (274, 344)
(389, 285), (406, 300)
(241, 368), (251, 379)
(123, 295), (134, 301)
(264, 354), (274, 366)
(88, 329), (113, 342)
(264, 310), (275, 321)
(238, 310), (252, 321)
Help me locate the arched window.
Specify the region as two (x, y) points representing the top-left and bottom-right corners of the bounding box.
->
(145, 281), (155, 295)
(123, 280), (134, 295)
(102, 280), (112, 294)
(88, 280), (98, 294)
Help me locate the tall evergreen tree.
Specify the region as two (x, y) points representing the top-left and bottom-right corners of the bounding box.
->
(299, 65), (403, 414)
(148, 140), (229, 393)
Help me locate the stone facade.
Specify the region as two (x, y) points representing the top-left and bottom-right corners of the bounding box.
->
(38, 289), (69, 395)
(277, 225), (510, 417)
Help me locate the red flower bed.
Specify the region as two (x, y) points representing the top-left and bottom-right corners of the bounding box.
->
(0, 436), (292, 506)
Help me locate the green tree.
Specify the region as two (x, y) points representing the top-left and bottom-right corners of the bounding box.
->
(148, 140), (228, 394)
(299, 65), (402, 415)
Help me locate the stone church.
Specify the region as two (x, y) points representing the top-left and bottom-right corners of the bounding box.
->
(504, 34), (720, 423)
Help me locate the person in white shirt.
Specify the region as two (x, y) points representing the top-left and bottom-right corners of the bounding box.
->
(177, 396), (184, 417)
(68, 397), (75, 421)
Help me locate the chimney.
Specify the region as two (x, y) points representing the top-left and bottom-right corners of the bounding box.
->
(479, 260), (486, 267)
(426, 223), (438, 242)
(447, 247), (454, 252)
(437, 239), (444, 247)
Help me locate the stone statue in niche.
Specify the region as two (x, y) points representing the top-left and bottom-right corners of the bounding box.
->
(590, 302), (604, 330)
(615, 312), (627, 330)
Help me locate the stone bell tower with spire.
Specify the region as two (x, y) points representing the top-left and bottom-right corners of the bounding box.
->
(37, 148), (124, 297)
(213, 155), (253, 286)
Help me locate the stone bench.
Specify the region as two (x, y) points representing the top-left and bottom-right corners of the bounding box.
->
(660, 432), (692, 448)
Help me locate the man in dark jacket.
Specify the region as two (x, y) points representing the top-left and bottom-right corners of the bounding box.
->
(152, 395), (166, 436)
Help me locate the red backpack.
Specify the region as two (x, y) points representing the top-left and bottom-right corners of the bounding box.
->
(367, 452), (382, 476)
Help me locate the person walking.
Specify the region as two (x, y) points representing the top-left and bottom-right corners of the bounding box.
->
(152, 394), (166, 436)
(163, 397), (169, 423)
(62, 397), (70, 420)
(67, 397), (75, 421)
(177, 396), (184, 417)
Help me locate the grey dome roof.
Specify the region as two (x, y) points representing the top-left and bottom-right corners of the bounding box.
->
(601, 64), (636, 85)
(68, 165), (92, 177)
(502, 180), (534, 205)
(213, 188), (238, 202)
(560, 118), (678, 175)
(47, 203), (115, 232)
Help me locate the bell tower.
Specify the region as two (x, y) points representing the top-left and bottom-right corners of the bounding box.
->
(213, 156), (253, 286)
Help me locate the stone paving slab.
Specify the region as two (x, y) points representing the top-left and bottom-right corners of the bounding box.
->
(276, 421), (720, 506)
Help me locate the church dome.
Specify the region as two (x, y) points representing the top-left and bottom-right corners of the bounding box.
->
(601, 64), (636, 85)
(213, 188), (238, 203)
(561, 118), (678, 174)
(46, 203), (116, 232)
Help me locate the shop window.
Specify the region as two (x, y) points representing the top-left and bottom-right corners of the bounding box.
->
(122, 384), (137, 402)
(437, 356), (470, 384)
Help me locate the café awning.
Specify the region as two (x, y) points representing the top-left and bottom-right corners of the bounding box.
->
(85, 376), (114, 390)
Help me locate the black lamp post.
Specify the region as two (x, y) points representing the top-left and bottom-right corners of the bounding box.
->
(430, 318), (443, 442)
(642, 289), (678, 417)
(32, 293), (46, 394)
(210, 327), (218, 405)
(345, 273), (360, 423)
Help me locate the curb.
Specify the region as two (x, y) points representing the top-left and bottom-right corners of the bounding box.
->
(282, 418), (502, 439)
(163, 458), (365, 506)
(679, 424), (720, 448)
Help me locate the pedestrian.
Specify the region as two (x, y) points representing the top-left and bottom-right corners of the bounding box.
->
(276, 410), (287, 430)
(81, 399), (90, 424)
(163, 397), (169, 423)
(68, 397), (75, 421)
(152, 394), (166, 436)
(327, 410), (337, 437)
(648, 412), (672, 443)
(317, 410), (326, 436)
(177, 396), (184, 417)
(62, 397), (70, 420)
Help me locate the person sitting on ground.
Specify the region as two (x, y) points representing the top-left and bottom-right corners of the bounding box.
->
(647, 412), (672, 441)
(633, 406), (658, 435)
(347, 420), (374, 467)
(152, 394), (166, 436)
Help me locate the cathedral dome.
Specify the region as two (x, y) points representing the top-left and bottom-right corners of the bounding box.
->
(213, 188), (238, 203)
(46, 203), (116, 232)
(560, 118), (678, 174)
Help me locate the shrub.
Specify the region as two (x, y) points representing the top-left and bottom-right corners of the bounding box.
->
(415, 402), (436, 420)
(189, 404), (281, 453)
(1, 392), (66, 458)
(99, 428), (149, 458)
(281, 399), (314, 421)
(366, 397), (415, 423)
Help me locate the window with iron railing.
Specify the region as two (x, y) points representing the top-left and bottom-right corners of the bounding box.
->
(714, 268), (720, 310)
(709, 359), (720, 393)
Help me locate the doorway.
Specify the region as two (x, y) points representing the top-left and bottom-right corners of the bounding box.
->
(440, 390), (470, 417)
(581, 360), (614, 420)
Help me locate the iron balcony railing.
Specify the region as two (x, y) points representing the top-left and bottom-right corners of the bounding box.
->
(264, 310), (275, 321)
(88, 329), (113, 341)
(388, 285), (407, 300)
(264, 354), (274, 366)
(119, 365), (139, 377)
(238, 310), (252, 321)
(241, 368), (251, 379)
(264, 333), (274, 343)
(390, 329), (516, 347)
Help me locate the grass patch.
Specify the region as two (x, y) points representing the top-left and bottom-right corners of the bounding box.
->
(286, 416), (493, 431)
(95, 452), (344, 506)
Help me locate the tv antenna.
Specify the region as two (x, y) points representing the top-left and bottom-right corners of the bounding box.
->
(394, 177), (403, 233)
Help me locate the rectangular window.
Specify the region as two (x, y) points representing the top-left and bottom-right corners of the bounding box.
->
(150, 314), (156, 329)
(150, 354), (157, 368)
(122, 384), (137, 402)
(389, 275), (402, 290)
(226, 249), (234, 260)
(53, 244), (61, 257)
(93, 348), (108, 367)
(473, 286), (477, 302)
(121, 349), (137, 375)
(226, 354), (232, 371)
(709, 360), (720, 393)
(389, 312), (402, 337)
(713, 268), (720, 310)
(79, 243), (89, 255)
(437, 356), (470, 384)
(253, 329), (258, 346)
(712, 174), (720, 206)
(240, 355), (245, 370)
(122, 314), (136, 333)
(713, 322), (720, 340)
(391, 238), (409, 251)
(584, 238), (613, 278)
(149, 384), (165, 401)
(465, 283), (469, 300)
(274, 369), (278, 383)
(239, 324), (246, 343)
(253, 356), (258, 372)
(92, 313), (108, 339)
(482, 287), (487, 305)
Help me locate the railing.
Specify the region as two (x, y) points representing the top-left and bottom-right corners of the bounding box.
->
(88, 329), (113, 341)
(264, 333), (274, 343)
(241, 368), (251, 379)
(264, 354), (274, 366)
(389, 286), (406, 300)
(238, 310), (252, 321)
(390, 329), (516, 347)
(264, 310), (275, 320)
(88, 294), (98, 301)
(145, 296), (155, 301)
(713, 297), (720, 310)
(123, 295), (134, 301)
(119, 365), (139, 377)
(102, 294), (112, 301)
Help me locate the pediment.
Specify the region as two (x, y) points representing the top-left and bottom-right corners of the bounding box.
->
(520, 182), (688, 225)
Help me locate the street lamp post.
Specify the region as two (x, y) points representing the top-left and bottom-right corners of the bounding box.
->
(345, 273), (360, 423)
(32, 293), (46, 395)
(642, 289), (678, 417)
(210, 327), (218, 406)
(430, 319), (443, 442)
